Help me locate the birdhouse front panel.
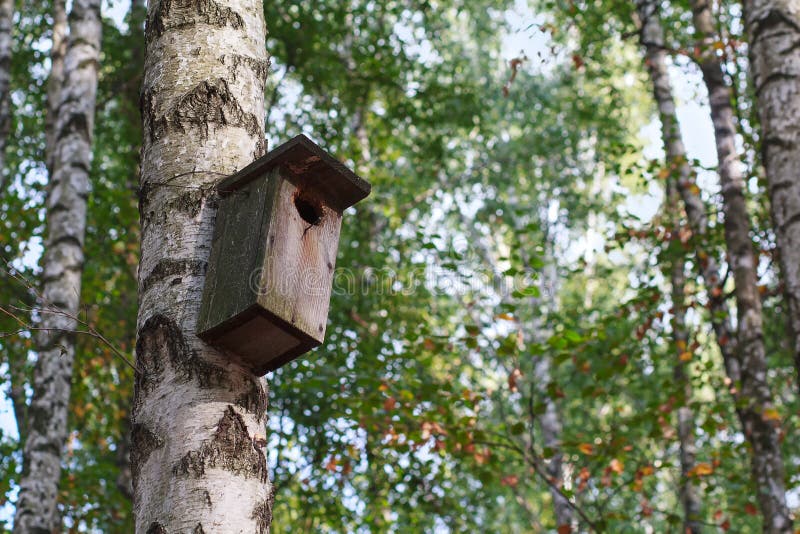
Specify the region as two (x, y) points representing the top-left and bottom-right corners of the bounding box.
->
(196, 134), (370, 375)
(256, 175), (342, 345)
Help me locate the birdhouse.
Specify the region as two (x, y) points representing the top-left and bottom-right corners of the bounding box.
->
(197, 134), (371, 374)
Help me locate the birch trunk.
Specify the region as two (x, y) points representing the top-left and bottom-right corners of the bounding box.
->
(132, 0), (272, 531)
(7, 0), (67, 460)
(13, 0), (101, 531)
(0, 0), (13, 192)
(468, 215), (572, 528)
(45, 0), (67, 174)
(634, 1), (715, 529)
(666, 180), (702, 534)
(744, 0), (800, 391)
(529, 246), (572, 530)
(690, 0), (791, 529)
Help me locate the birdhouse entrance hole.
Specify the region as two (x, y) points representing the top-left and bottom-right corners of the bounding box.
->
(294, 194), (323, 226)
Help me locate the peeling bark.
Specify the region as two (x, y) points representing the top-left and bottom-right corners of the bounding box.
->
(744, 0), (800, 394)
(12, 1), (102, 532)
(0, 0), (13, 193)
(689, 1), (792, 529)
(133, 0), (271, 531)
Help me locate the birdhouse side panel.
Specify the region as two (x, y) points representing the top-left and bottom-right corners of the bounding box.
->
(256, 175), (343, 343)
(197, 173), (280, 336)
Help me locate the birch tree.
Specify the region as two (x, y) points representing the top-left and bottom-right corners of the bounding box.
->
(689, 0), (792, 528)
(13, 0), (101, 531)
(132, 0), (272, 531)
(45, 0), (67, 175)
(744, 0), (800, 390)
(0, 0), (13, 192)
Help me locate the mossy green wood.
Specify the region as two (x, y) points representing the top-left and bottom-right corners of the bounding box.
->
(197, 135), (370, 374)
(196, 167), (280, 337)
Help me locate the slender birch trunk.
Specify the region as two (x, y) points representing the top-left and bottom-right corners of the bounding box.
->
(132, 0), (272, 531)
(6, 0), (67, 459)
(529, 244), (572, 530)
(634, 1), (718, 530)
(666, 179), (702, 534)
(12, 1), (101, 532)
(0, 0), (13, 192)
(467, 215), (573, 528)
(636, 0), (738, 376)
(743, 0), (800, 391)
(45, 0), (67, 174)
(690, 2), (791, 529)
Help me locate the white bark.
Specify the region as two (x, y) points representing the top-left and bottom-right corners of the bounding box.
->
(13, 0), (101, 532)
(45, 0), (67, 174)
(133, 0), (272, 531)
(744, 0), (800, 394)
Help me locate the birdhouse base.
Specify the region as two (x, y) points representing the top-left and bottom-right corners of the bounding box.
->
(198, 304), (320, 375)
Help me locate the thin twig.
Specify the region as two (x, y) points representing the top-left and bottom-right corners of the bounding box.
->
(1, 261), (142, 374)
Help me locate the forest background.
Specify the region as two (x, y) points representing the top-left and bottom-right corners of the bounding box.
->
(1, 0), (799, 532)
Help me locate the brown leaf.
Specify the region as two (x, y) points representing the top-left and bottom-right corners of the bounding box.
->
(508, 368), (522, 392)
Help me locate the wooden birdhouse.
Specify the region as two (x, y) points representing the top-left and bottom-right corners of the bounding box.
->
(197, 134), (371, 374)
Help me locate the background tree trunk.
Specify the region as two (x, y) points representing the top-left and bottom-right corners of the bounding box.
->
(132, 0), (272, 531)
(12, 0), (101, 531)
(744, 0), (800, 391)
(666, 179), (702, 534)
(0, 0), (14, 193)
(6, 0), (66, 460)
(45, 0), (67, 175)
(528, 243), (573, 530)
(690, 0), (792, 529)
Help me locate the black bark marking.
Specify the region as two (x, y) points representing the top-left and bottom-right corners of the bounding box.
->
(252, 487), (275, 534)
(149, 78), (261, 143)
(134, 314), (188, 402)
(131, 423), (164, 489)
(147, 0), (244, 41)
(173, 406), (269, 483)
(141, 258), (207, 294)
(222, 54), (270, 84)
(235, 376), (268, 423)
(194, 525), (206, 534)
(146, 523), (167, 534)
(139, 184), (209, 221)
(136, 313), (230, 390)
(750, 8), (800, 43)
(166, 189), (207, 218)
(56, 111), (89, 141)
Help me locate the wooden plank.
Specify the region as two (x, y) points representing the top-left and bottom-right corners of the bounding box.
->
(257, 176), (342, 343)
(216, 134), (371, 211)
(197, 170), (280, 335)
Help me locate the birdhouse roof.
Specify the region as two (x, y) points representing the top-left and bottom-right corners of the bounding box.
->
(217, 134), (371, 211)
